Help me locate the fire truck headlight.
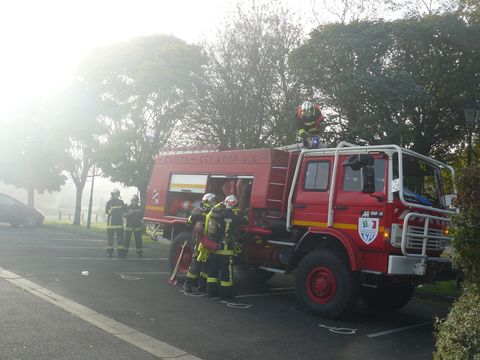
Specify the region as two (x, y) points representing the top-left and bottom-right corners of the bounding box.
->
(383, 231), (390, 241)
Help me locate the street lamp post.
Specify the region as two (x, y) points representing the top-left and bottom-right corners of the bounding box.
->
(463, 99), (479, 166)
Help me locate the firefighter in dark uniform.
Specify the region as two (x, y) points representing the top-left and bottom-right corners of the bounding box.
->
(124, 194), (144, 257)
(183, 193), (218, 293)
(105, 188), (125, 257)
(205, 195), (247, 299)
(297, 100), (325, 148)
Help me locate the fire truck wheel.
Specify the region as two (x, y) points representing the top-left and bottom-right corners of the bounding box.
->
(295, 249), (359, 319)
(360, 283), (415, 311)
(168, 231), (194, 285)
(237, 263), (275, 284)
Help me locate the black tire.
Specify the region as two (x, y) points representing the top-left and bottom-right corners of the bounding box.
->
(295, 249), (360, 319)
(237, 262), (275, 284)
(168, 231), (194, 285)
(361, 283), (415, 311)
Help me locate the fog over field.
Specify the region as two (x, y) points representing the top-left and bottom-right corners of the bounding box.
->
(0, 179), (137, 221)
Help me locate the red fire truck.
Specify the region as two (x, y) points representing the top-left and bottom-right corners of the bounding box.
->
(144, 141), (456, 318)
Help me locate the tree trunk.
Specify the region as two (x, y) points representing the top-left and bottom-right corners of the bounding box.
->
(27, 187), (35, 208)
(138, 185), (147, 210)
(73, 182), (86, 225)
(86, 166), (96, 229)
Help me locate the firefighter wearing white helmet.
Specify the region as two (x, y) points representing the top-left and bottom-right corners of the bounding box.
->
(205, 194), (247, 299)
(105, 188), (126, 257)
(124, 194), (144, 257)
(296, 100), (325, 148)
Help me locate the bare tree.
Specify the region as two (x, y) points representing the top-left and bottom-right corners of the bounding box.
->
(189, 1), (305, 149)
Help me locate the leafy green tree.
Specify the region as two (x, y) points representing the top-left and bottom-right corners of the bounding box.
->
(189, 1), (304, 149)
(46, 81), (106, 225)
(291, 15), (480, 156)
(77, 35), (205, 205)
(0, 101), (66, 208)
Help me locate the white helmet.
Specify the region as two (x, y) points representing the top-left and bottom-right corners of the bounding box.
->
(202, 193), (217, 205)
(111, 188), (120, 198)
(301, 101), (315, 121)
(223, 195), (238, 209)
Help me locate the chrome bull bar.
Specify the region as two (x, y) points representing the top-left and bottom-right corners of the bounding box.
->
(400, 212), (452, 275)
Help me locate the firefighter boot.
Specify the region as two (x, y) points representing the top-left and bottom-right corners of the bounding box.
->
(183, 275), (198, 293)
(197, 278), (207, 293)
(207, 281), (220, 298)
(220, 286), (236, 300)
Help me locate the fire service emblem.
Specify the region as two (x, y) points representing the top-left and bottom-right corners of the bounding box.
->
(358, 217), (379, 244)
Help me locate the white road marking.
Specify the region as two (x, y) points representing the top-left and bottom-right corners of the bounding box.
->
(221, 301), (253, 309)
(60, 257), (168, 261)
(17, 245), (103, 249)
(0, 267), (201, 360)
(182, 291), (206, 297)
(119, 275), (144, 280)
(267, 287), (295, 291)
(235, 291), (295, 298)
(366, 321), (434, 338)
(0, 237), (104, 242)
(319, 324), (357, 335)
(115, 272), (170, 275)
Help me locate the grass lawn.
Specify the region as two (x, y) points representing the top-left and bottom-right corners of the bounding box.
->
(417, 280), (461, 299)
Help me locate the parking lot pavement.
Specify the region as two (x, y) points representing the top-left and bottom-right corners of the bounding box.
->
(0, 271), (173, 360)
(0, 225), (450, 360)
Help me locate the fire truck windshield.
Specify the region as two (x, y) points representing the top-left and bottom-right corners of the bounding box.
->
(393, 153), (445, 208)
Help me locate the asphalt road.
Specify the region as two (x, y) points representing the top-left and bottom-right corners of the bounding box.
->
(0, 225), (449, 360)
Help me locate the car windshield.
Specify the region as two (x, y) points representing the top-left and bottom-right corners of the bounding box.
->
(393, 154), (445, 208)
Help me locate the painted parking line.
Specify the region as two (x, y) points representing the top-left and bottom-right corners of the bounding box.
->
(366, 321), (434, 338)
(115, 272), (170, 275)
(0, 237), (104, 242)
(0, 266), (201, 360)
(235, 291), (296, 298)
(60, 257), (168, 261)
(266, 287), (295, 291)
(17, 245), (104, 249)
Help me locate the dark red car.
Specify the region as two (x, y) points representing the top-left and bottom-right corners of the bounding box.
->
(0, 193), (44, 226)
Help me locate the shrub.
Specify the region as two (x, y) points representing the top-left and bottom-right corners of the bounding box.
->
(434, 166), (480, 359)
(451, 166), (480, 285)
(434, 286), (480, 360)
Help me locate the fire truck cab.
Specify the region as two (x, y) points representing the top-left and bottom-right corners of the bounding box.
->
(145, 142), (456, 318)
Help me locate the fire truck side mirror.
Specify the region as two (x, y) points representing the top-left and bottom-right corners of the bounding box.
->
(361, 166), (375, 194)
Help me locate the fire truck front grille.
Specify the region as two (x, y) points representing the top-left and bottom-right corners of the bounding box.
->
(390, 225), (446, 251)
(405, 226), (445, 251)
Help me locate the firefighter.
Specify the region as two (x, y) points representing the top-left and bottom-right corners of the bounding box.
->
(124, 194), (144, 257)
(205, 195), (247, 299)
(105, 188), (126, 257)
(183, 193), (217, 293)
(296, 100), (325, 148)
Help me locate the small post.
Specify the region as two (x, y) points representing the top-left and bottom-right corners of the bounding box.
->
(58, 211), (62, 221)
